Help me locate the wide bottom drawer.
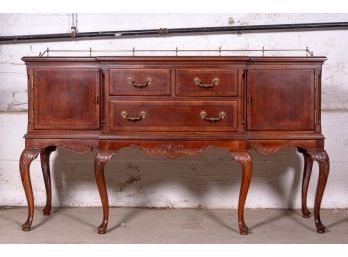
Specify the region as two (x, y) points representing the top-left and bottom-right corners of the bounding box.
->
(109, 101), (237, 132)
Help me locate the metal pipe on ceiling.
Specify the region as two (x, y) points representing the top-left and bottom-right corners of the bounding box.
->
(1, 21), (348, 45)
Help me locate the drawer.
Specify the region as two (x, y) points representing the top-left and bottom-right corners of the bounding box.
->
(109, 101), (237, 132)
(109, 68), (171, 96)
(176, 69), (238, 96)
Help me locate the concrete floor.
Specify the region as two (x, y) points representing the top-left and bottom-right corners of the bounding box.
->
(0, 207), (347, 243)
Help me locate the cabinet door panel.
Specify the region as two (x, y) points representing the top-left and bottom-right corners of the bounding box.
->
(33, 69), (100, 130)
(247, 69), (315, 131)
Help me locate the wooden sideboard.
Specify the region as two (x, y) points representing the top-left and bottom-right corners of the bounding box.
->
(20, 56), (329, 235)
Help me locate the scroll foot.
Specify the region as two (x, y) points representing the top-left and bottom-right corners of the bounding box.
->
(302, 209), (311, 218)
(42, 206), (51, 216)
(22, 219), (32, 231)
(239, 222), (249, 235)
(316, 220), (326, 233)
(98, 223), (107, 234)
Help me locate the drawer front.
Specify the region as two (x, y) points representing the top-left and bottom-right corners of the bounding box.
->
(109, 68), (171, 96)
(176, 69), (238, 96)
(109, 101), (237, 132)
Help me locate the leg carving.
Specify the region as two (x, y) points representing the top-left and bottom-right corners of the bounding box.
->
(231, 151), (252, 235)
(19, 148), (40, 231)
(300, 151), (313, 218)
(40, 146), (57, 216)
(307, 150), (330, 233)
(94, 151), (115, 234)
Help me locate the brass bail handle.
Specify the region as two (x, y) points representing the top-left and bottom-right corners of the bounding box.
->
(200, 111), (226, 122)
(128, 76), (152, 88)
(121, 111), (146, 121)
(193, 77), (219, 88)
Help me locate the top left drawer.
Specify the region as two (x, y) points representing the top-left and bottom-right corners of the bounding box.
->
(109, 68), (171, 96)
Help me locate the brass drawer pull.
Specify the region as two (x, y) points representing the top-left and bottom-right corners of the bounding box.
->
(200, 111), (226, 122)
(128, 76), (152, 88)
(121, 111), (146, 121)
(193, 77), (219, 88)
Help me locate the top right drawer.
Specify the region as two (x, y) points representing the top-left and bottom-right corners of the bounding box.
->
(175, 68), (239, 97)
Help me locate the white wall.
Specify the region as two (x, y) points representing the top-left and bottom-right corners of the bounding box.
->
(0, 13), (347, 209)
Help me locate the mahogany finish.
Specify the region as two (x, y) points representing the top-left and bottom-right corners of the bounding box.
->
(109, 100), (238, 132)
(109, 68), (171, 96)
(20, 55), (329, 235)
(176, 68), (239, 96)
(33, 68), (100, 130)
(40, 146), (57, 216)
(247, 69), (315, 131)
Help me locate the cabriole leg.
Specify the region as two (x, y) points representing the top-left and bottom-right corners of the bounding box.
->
(40, 146), (57, 216)
(299, 149), (313, 218)
(231, 151), (252, 235)
(94, 151), (115, 234)
(19, 148), (40, 231)
(307, 150), (330, 233)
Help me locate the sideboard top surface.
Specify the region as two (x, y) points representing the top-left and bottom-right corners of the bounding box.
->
(21, 56), (327, 63)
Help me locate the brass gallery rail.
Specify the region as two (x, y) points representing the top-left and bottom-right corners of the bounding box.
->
(37, 47), (314, 57)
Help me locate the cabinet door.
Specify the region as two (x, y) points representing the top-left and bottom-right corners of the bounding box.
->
(33, 69), (100, 130)
(247, 69), (315, 131)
